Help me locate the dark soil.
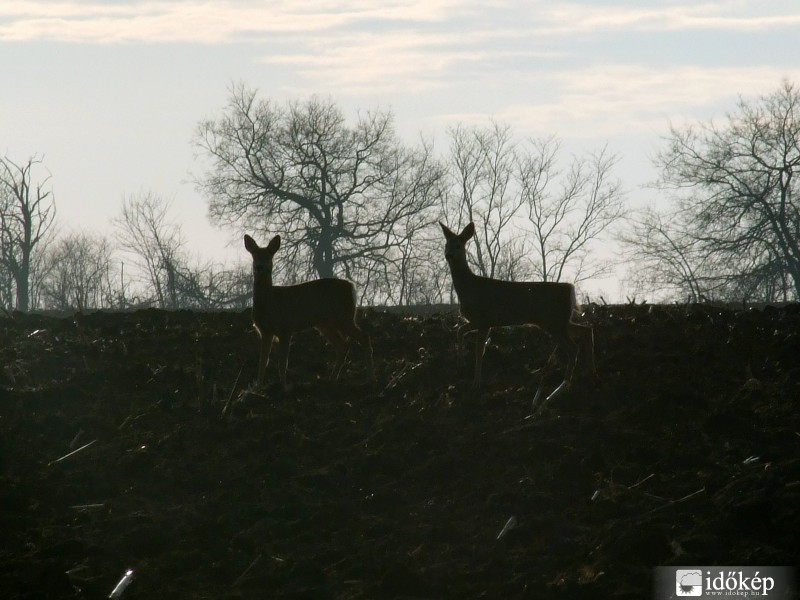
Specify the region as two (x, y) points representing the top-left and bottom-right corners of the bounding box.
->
(1, 303), (798, 599)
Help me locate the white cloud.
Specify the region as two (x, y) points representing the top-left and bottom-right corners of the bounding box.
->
(4, 1), (795, 106)
(260, 27), (559, 95)
(1, 1), (797, 45)
(443, 65), (800, 138)
(0, 2), (335, 43)
(0, 0), (473, 43)
(539, 2), (800, 35)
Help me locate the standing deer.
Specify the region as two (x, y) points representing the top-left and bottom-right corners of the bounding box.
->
(439, 222), (594, 388)
(244, 234), (374, 389)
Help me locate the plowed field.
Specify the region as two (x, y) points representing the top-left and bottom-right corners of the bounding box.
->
(1, 304), (798, 598)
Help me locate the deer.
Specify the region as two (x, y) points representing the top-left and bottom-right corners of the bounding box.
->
(244, 234), (374, 390)
(439, 222), (594, 394)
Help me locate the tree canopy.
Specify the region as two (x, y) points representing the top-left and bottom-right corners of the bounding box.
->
(194, 85), (445, 302)
(634, 79), (800, 302)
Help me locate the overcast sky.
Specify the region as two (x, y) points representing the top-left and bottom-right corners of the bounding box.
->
(2, 1), (799, 297)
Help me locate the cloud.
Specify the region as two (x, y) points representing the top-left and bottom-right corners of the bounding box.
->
(5, 1), (797, 44)
(538, 2), (800, 35)
(3, 1), (797, 129)
(260, 27), (560, 95)
(261, 33), (473, 95)
(0, 0), (474, 43)
(442, 65), (800, 138)
(0, 1), (337, 43)
(2, 1), (796, 101)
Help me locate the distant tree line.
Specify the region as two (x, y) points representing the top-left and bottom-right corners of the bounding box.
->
(0, 163), (250, 313)
(2, 79), (798, 312)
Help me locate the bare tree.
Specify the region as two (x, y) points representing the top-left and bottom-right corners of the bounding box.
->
(200, 263), (252, 310)
(625, 204), (794, 303)
(386, 206), (450, 306)
(170, 260), (252, 310)
(0, 155), (56, 311)
(446, 121), (525, 279)
(444, 125), (623, 288)
(41, 232), (118, 311)
(640, 79), (800, 302)
(621, 207), (707, 302)
(0, 260), (13, 310)
(519, 138), (624, 283)
(194, 84), (445, 290)
(115, 192), (185, 308)
(114, 191), (251, 309)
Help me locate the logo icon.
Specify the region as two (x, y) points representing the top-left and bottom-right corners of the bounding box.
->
(676, 569), (703, 596)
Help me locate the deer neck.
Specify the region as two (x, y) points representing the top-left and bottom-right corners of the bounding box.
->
(448, 257), (477, 294)
(252, 273), (274, 306)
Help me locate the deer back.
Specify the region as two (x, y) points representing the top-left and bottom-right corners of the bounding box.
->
(253, 278), (357, 335)
(457, 278), (575, 332)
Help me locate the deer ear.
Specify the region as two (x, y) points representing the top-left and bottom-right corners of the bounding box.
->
(461, 222), (475, 241)
(440, 222), (456, 239)
(244, 234), (258, 253)
(266, 235), (281, 254)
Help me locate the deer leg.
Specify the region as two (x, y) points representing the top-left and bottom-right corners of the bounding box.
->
(277, 333), (292, 391)
(320, 327), (349, 380)
(541, 326), (576, 389)
(532, 340), (561, 405)
(340, 321), (375, 382)
(473, 327), (490, 388)
(561, 336), (580, 386)
(533, 333), (575, 413)
(258, 334), (274, 386)
(532, 345), (560, 376)
(354, 325), (375, 381)
(457, 322), (477, 364)
(365, 334), (375, 382)
(568, 322), (595, 375)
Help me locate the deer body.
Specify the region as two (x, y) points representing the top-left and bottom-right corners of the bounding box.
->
(440, 222), (594, 387)
(252, 279), (357, 334)
(245, 234), (374, 389)
(452, 276), (575, 328)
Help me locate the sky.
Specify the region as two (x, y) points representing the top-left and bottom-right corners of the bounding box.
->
(2, 0), (800, 299)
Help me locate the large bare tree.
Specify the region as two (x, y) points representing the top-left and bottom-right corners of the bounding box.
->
(0, 155), (56, 311)
(194, 84), (445, 297)
(636, 79), (800, 302)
